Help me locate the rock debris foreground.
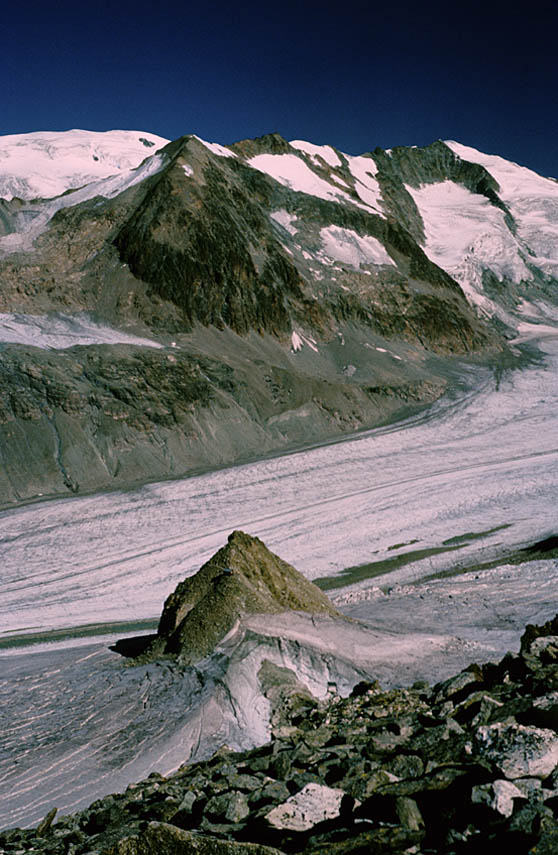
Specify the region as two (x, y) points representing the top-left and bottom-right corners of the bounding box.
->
(3, 613), (558, 852)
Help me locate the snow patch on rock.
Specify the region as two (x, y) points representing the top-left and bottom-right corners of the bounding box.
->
(346, 154), (384, 214)
(291, 330), (319, 353)
(270, 209), (298, 235)
(0, 313), (163, 350)
(248, 153), (349, 203)
(320, 225), (393, 268)
(290, 140), (342, 168)
(194, 136), (237, 158)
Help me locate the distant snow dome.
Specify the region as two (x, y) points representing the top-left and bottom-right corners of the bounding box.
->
(0, 153), (166, 257)
(0, 129), (170, 201)
(320, 225), (394, 268)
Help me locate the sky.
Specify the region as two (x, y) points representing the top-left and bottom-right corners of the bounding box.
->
(2, 0), (557, 176)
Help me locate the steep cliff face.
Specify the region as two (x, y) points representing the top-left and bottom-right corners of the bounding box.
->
(3, 128), (553, 505)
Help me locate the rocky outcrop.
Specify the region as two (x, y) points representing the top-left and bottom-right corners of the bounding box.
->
(3, 615), (558, 853)
(127, 531), (339, 664)
(108, 823), (285, 855)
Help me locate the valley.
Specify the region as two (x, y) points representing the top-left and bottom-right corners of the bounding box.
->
(1, 129), (557, 846)
(1, 334), (556, 829)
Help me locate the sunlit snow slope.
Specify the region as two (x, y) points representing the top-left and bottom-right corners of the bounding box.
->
(0, 129), (169, 200)
(406, 141), (558, 323)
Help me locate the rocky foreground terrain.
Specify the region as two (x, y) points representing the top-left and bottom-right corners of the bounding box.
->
(2, 615), (558, 854)
(2, 533), (558, 853)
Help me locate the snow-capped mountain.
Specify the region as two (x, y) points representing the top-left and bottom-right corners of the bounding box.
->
(0, 128), (556, 505)
(0, 129), (169, 201)
(408, 140), (558, 329)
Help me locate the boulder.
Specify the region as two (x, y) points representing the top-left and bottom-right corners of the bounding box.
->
(265, 783), (352, 832)
(107, 822), (284, 854)
(475, 723), (558, 779)
(471, 779), (526, 817)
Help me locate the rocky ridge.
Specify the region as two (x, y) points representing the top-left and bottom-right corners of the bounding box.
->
(3, 617), (558, 853)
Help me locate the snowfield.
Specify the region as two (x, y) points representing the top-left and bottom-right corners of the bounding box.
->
(0, 313), (163, 350)
(320, 224), (394, 268)
(0, 129), (169, 201)
(290, 140), (342, 168)
(247, 151), (379, 214)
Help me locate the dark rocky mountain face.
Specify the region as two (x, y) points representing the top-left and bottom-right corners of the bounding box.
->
(2, 129), (553, 505)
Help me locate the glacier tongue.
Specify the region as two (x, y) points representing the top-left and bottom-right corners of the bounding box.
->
(0, 313), (163, 350)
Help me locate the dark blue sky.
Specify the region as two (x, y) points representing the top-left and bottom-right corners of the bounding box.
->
(3, 0), (557, 176)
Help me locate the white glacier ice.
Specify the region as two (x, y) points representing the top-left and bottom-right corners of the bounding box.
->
(0, 129), (169, 201)
(0, 313), (163, 350)
(406, 179), (531, 317)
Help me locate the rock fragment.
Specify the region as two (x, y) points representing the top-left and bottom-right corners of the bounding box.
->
(475, 723), (558, 779)
(265, 783), (350, 831)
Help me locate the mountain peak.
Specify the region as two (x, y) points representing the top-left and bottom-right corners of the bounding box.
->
(139, 531), (339, 664)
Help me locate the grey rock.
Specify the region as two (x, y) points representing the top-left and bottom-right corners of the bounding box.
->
(205, 792), (250, 824)
(471, 779), (526, 817)
(36, 808), (58, 836)
(106, 821), (283, 854)
(265, 783), (350, 831)
(395, 796), (424, 831)
(475, 722), (558, 778)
